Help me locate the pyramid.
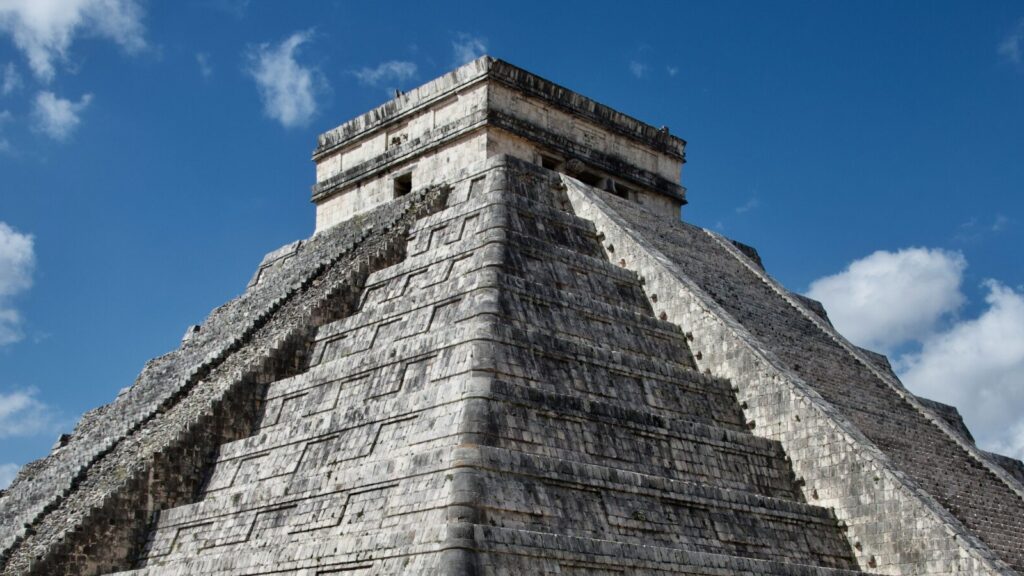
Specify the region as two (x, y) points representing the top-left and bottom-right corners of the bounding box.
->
(2, 57), (1023, 576)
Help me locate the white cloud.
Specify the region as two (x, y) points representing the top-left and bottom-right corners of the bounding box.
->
(2, 62), (21, 95)
(32, 90), (92, 140)
(955, 214), (1012, 243)
(0, 0), (145, 82)
(451, 33), (486, 66)
(0, 462), (18, 489)
(354, 60), (416, 87)
(248, 31), (318, 128)
(806, 248), (966, 352)
(993, 422), (1024, 461)
(196, 52), (212, 78)
(735, 197), (760, 214)
(898, 281), (1024, 458)
(999, 20), (1024, 66)
(666, 65), (679, 77)
(0, 387), (57, 438)
(0, 221), (34, 345)
(629, 60), (648, 78)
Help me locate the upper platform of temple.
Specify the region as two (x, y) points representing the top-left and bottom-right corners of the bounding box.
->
(311, 56), (688, 230)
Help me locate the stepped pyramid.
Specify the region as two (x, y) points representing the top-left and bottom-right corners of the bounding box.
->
(2, 56), (1023, 576)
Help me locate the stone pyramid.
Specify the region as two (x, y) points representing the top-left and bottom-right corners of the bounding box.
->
(2, 57), (1023, 576)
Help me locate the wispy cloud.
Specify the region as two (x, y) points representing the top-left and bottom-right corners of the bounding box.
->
(0, 386), (63, 489)
(735, 197), (760, 214)
(999, 19), (1024, 67)
(196, 52), (213, 78)
(629, 61), (648, 78)
(353, 60), (417, 87)
(32, 91), (92, 141)
(954, 214), (1011, 243)
(2, 63), (21, 95)
(0, 0), (146, 82)
(247, 30), (320, 128)
(666, 65), (679, 77)
(0, 387), (58, 437)
(0, 221), (34, 345)
(451, 33), (486, 66)
(0, 462), (18, 489)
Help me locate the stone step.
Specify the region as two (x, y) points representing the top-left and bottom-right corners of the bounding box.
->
(407, 186), (604, 260)
(483, 321), (745, 430)
(196, 373), (786, 508)
(117, 522), (870, 575)
(254, 308), (737, 437)
(472, 447), (856, 570)
(132, 440), (849, 573)
(325, 261), (674, 363)
(370, 206), (654, 317)
(319, 274), (690, 376)
(129, 444), (853, 574)
(472, 524), (866, 575)
(142, 450), (457, 549)
(478, 381), (797, 500)
(493, 272), (692, 362)
(376, 188), (655, 307)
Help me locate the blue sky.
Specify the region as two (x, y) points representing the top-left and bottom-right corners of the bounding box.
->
(1, 1), (1023, 486)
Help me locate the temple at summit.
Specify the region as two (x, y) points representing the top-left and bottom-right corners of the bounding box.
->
(2, 56), (1024, 575)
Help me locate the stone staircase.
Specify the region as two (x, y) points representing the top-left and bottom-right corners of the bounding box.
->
(578, 182), (1024, 574)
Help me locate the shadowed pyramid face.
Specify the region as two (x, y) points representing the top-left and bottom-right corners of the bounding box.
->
(3, 59), (1024, 576)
